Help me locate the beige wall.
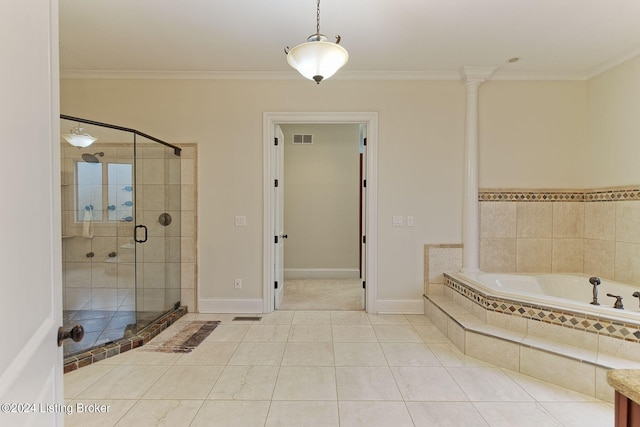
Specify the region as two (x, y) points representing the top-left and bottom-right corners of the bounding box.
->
(60, 77), (592, 311)
(586, 56), (640, 188)
(479, 80), (588, 189)
(280, 124), (360, 276)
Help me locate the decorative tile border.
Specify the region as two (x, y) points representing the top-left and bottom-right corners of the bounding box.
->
(479, 190), (584, 202)
(63, 306), (187, 373)
(584, 187), (640, 202)
(443, 274), (640, 343)
(479, 186), (640, 202)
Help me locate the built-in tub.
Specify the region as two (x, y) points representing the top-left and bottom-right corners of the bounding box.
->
(464, 272), (640, 320)
(430, 272), (640, 402)
(443, 272), (640, 342)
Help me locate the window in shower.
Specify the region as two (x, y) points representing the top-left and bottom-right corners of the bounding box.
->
(107, 163), (133, 222)
(75, 162), (132, 222)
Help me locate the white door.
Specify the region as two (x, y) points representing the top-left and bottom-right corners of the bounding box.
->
(274, 125), (285, 309)
(0, 2), (64, 426)
(360, 125), (368, 310)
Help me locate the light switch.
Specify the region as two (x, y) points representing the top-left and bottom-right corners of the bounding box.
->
(407, 216), (414, 227)
(392, 216), (404, 227)
(235, 216), (247, 227)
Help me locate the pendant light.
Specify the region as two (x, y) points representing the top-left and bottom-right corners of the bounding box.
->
(62, 123), (97, 147)
(285, 0), (349, 84)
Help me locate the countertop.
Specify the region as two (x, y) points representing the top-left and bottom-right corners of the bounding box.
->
(608, 369), (640, 404)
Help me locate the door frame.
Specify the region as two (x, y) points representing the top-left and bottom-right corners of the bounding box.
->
(263, 112), (378, 313)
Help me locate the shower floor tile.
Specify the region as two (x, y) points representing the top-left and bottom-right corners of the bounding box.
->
(63, 309), (164, 357)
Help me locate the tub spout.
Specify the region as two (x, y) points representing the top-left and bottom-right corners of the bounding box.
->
(589, 276), (601, 305)
(633, 291), (640, 308)
(606, 293), (624, 309)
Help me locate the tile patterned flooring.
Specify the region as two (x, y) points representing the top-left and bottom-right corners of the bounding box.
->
(64, 311), (614, 426)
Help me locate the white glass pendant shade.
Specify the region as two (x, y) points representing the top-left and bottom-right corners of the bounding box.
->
(287, 39), (349, 84)
(62, 124), (97, 147)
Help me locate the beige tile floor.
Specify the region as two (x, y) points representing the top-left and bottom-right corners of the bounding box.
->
(64, 311), (614, 426)
(279, 279), (363, 310)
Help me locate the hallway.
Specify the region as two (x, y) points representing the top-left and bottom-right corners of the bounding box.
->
(279, 279), (363, 311)
(64, 311), (613, 426)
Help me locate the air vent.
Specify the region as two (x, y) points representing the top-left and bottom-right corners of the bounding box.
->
(293, 134), (313, 144)
(232, 316), (262, 321)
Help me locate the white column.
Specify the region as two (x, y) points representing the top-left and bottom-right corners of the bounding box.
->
(460, 66), (495, 273)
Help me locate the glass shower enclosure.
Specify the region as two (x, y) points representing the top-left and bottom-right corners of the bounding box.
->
(60, 115), (181, 357)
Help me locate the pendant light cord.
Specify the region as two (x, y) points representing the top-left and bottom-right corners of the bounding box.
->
(316, 0), (321, 34)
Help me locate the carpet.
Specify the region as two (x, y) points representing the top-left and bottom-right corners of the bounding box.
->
(279, 278), (364, 310)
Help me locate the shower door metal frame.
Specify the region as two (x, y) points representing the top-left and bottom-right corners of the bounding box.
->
(60, 114), (182, 156)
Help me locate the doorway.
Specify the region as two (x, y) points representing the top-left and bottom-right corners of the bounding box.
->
(263, 112), (378, 314)
(279, 123), (361, 310)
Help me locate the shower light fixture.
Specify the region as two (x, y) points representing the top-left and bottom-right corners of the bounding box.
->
(62, 123), (97, 147)
(284, 0), (349, 84)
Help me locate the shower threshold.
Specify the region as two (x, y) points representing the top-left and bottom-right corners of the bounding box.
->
(63, 306), (187, 373)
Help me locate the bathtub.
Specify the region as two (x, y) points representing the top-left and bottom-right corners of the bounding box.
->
(445, 272), (640, 325)
(431, 272), (640, 402)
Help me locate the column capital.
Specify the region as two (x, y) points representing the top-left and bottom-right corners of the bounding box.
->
(459, 66), (497, 84)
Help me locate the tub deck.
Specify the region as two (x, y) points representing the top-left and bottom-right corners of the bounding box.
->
(423, 273), (640, 403)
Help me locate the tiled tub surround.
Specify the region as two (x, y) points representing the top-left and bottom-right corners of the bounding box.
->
(479, 186), (640, 281)
(424, 273), (640, 402)
(424, 244), (462, 295)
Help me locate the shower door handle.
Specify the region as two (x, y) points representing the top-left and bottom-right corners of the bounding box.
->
(134, 224), (148, 243)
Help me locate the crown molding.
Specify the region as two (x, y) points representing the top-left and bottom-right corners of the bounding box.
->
(587, 48), (640, 79)
(490, 70), (588, 81)
(59, 69), (465, 81)
(60, 68), (591, 82)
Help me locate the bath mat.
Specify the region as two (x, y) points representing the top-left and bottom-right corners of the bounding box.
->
(147, 321), (220, 353)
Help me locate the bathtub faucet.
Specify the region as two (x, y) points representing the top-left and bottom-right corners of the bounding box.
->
(606, 293), (624, 309)
(633, 292), (640, 308)
(588, 277), (601, 306)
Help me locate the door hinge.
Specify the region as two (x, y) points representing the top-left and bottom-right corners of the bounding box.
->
(362, 235), (366, 244)
(274, 137), (279, 146)
(274, 179), (279, 187)
(364, 137), (367, 146)
(274, 235), (279, 244)
(275, 281), (279, 289)
(363, 179), (367, 188)
(362, 281), (366, 289)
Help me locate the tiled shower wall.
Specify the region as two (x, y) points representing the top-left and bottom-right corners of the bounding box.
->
(178, 143), (197, 312)
(61, 143), (197, 313)
(479, 187), (640, 285)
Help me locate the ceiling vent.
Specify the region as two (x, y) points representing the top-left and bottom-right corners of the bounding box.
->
(293, 134), (313, 144)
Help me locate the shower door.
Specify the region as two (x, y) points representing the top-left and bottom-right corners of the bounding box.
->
(134, 136), (181, 327)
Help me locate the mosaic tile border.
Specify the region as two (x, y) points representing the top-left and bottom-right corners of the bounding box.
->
(479, 186), (640, 202)
(443, 274), (640, 343)
(63, 306), (187, 373)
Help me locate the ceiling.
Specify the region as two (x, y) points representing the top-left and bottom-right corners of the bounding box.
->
(59, 0), (640, 81)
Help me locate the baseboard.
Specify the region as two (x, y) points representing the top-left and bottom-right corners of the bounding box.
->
(375, 299), (425, 314)
(198, 298), (263, 314)
(284, 268), (360, 280)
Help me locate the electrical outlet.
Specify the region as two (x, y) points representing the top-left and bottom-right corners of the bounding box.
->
(234, 279), (242, 289)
